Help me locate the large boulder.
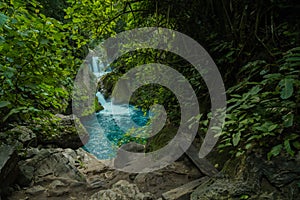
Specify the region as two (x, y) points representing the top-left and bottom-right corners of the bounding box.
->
(17, 148), (85, 187)
(0, 144), (19, 195)
(10, 147), (124, 199)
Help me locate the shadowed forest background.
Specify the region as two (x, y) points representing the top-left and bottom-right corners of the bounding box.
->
(0, 0), (299, 199)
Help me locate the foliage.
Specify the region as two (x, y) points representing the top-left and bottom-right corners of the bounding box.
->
(0, 0), (79, 128)
(117, 127), (147, 147)
(0, 0), (299, 162)
(218, 47), (300, 159)
(68, 0), (299, 159)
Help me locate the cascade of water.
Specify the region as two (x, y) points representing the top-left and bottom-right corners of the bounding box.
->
(96, 91), (106, 107)
(92, 57), (99, 73)
(83, 58), (150, 160)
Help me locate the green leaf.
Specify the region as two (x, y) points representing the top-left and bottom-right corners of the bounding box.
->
(0, 13), (8, 27)
(245, 143), (252, 150)
(285, 133), (299, 140)
(279, 78), (294, 99)
(232, 132), (241, 146)
(263, 73), (281, 80)
(268, 124), (278, 132)
(0, 101), (11, 108)
(286, 57), (300, 62)
(267, 144), (283, 160)
(3, 106), (27, 122)
(292, 141), (300, 150)
(282, 113), (294, 127)
(249, 85), (262, 95)
(284, 140), (294, 157)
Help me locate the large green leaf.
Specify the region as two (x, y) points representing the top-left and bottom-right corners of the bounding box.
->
(232, 132), (241, 146)
(282, 113), (294, 127)
(284, 140), (294, 157)
(267, 144), (283, 160)
(0, 101), (11, 108)
(0, 13), (8, 27)
(279, 78), (294, 99)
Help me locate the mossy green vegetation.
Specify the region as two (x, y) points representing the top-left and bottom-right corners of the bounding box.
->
(0, 0), (299, 161)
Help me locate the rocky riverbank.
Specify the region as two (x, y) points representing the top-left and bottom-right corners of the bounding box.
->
(1, 114), (299, 199)
(2, 146), (202, 200)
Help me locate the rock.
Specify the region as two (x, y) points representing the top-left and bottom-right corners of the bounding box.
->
(13, 126), (37, 147)
(98, 72), (116, 99)
(87, 176), (105, 189)
(0, 144), (19, 193)
(25, 185), (45, 195)
(17, 164), (34, 187)
(48, 180), (66, 189)
(95, 97), (104, 112)
(39, 114), (89, 149)
(75, 148), (107, 174)
(46, 180), (69, 197)
(191, 153), (300, 200)
(17, 148), (86, 188)
(161, 177), (209, 200)
(0, 126), (36, 149)
(34, 148), (85, 182)
(120, 142), (145, 153)
(89, 180), (154, 200)
(114, 142), (145, 170)
(111, 81), (130, 104)
(8, 146), (204, 200)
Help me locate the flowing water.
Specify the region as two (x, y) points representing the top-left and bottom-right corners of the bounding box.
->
(82, 72), (150, 159)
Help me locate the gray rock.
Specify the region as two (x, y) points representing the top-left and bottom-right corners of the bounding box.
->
(87, 176), (105, 189)
(191, 154), (300, 200)
(120, 142), (145, 153)
(34, 149), (85, 182)
(13, 126), (37, 147)
(89, 180), (154, 200)
(25, 185), (45, 195)
(17, 164), (34, 187)
(17, 148), (86, 188)
(48, 180), (66, 189)
(113, 142), (145, 170)
(0, 126), (36, 149)
(46, 180), (68, 197)
(0, 144), (19, 192)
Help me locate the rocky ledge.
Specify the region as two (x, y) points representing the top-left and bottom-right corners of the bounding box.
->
(1, 145), (201, 200)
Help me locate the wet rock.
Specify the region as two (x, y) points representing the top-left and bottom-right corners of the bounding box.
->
(0, 144), (19, 193)
(97, 72), (116, 99)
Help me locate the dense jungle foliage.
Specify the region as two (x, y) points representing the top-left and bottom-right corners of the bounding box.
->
(0, 0), (299, 160)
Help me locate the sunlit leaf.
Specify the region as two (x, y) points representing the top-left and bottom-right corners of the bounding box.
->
(279, 78), (294, 99)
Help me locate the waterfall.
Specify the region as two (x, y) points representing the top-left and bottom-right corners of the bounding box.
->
(96, 91), (106, 107)
(92, 57), (99, 73)
(82, 58), (150, 160)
